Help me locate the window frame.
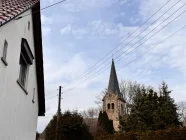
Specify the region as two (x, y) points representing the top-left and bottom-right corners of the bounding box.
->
(18, 54), (29, 86)
(28, 21), (30, 30)
(1, 39), (8, 66)
(17, 38), (34, 94)
(32, 88), (35, 103)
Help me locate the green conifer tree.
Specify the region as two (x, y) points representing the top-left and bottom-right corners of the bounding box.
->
(45, 115), (57, 140)
(96, 111), (114, 136)
(158, 82), (180, 128)
(119, 82), (181, 132)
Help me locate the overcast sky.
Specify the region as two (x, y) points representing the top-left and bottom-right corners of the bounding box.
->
(37, 0), (186, 132)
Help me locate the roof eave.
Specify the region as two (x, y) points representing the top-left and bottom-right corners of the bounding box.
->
(32, 2), (45, 116)
(0, 0), (39, 28)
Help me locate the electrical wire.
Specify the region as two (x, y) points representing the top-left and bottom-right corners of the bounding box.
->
(16, 0), (66, 19)
(45, 90), (58, 96)
(64, 22), (186, 93)
(63, 0), (181, 90)
(62, 6), (186, 93)
(41, 0), (183, 101)
(62, 0), (172, 88)
(42, 0), (176, 97)
(78, 6), (186, 87)
(46, 95), (57, 101)
(63, 54), (166, 98)
(63, 2), (186, 92)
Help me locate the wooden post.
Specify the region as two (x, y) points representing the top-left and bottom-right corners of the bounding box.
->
(56, 86), (62, 140)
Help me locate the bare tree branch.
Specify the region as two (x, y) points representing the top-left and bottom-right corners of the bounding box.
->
(94, 88), (107, 108)
(177, 101), (186, 123)
(81, 108), (100, 136)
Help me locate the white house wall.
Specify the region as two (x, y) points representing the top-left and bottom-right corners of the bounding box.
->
(0, 9), (39, 140)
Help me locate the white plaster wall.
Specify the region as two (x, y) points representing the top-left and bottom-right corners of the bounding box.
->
(0, 9), (39, 140)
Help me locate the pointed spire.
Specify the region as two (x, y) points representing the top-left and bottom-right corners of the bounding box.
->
(108, 59), (122, 98)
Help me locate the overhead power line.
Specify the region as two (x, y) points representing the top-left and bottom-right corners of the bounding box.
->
(46, 95), (57, 100)
(63, 0), (181, 90)
(47, 54), (166, 101)
(45, 0), (177, 97)
(45, 90), (58, 96)
(72, 54), (166, 96)
(114, 2), (186, 62)
(63, 22), (186, 94)
(63, 4), (186, 94)
(16, 0), (66, 19)
(63, 1), (185, 91)
(46, 0), (184, 99)
(62, 0), (172, 88)
(78, 5), (186, 87)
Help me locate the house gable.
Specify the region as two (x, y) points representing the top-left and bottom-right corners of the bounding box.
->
(0, 0), (45, 116)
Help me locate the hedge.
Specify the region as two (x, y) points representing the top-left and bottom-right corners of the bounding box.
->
(94, 128), (186, 140)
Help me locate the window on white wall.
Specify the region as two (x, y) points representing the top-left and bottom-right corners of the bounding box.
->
(1, 40), (8, 66)
(19, 55), (29, 87)
(17, 38), (34, 94)
(32, 88), (35, 103)
(28, 21), (30, 30)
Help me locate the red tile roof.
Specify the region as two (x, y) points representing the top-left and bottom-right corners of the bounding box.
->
(0, 0), (39, 26)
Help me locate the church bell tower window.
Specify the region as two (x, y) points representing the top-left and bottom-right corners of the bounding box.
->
(108, 103), (110, 109)
(112, 103), (114, 109)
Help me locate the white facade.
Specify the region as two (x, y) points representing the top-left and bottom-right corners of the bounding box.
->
(0, 10), (39, 140)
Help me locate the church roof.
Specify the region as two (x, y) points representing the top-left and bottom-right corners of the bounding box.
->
(108, 59), (122, 98)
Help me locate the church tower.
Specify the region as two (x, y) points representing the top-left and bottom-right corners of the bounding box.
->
(102, 59), (125, 131)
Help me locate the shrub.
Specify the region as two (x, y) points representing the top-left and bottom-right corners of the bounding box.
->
(45, 111), (93, 140)
(94, 128), (186, 140)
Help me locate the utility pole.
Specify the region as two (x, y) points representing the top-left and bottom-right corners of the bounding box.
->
(56, 86), (62, 140)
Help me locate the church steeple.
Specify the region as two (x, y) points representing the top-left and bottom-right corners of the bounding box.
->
(103, 59), (125, 131)
(108, 59), (122, 98)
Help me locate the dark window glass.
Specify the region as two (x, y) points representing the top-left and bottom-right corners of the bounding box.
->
(112, 103), (114, 109)
(108, 104), (110, 109)
(18, 54), (28, 87)
(3, 40), (8, 60)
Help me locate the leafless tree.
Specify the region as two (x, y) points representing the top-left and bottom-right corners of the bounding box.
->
(177, 101), (186, 123)
(81, 108), (100, 136)
(120, 80), (144, 114)
(82, 108), (99, 118)
(94, 88), (107, 108)
(94, 79), (151, 115)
